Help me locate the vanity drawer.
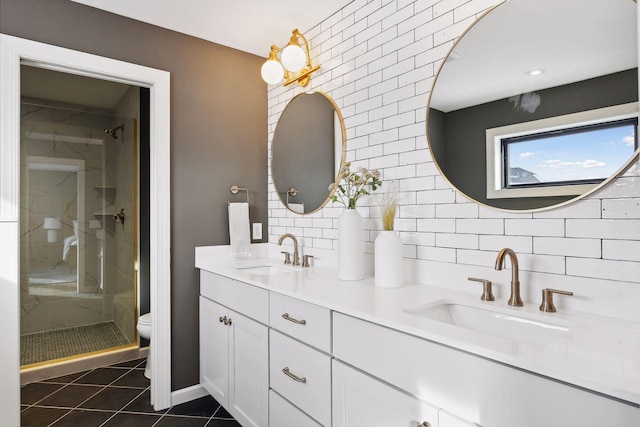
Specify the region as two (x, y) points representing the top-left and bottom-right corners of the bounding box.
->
(269, 330), (331, 426)
(200, 271), (268, 324)
(269, 292), (331, 352)
(269, 390), (322, 427)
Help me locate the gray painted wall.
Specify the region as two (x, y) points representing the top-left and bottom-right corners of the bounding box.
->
(1, 0), (268, 390)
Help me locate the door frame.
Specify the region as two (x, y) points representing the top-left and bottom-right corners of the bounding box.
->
(0, 34), (172, 420)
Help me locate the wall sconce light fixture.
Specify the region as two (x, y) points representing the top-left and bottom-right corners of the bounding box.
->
(261, 29), (319, 87)
(43, 217), (61, 242)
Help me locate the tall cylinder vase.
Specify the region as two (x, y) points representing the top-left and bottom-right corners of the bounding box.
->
(374, 230), (403, 288)
(337, 209), (364, 281)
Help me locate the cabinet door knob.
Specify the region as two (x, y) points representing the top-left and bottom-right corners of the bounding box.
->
(419, 422), (431, 427)
(282, 367), (307, 383)
(282, 313), (306, 325)
(219, 316), (226, 323)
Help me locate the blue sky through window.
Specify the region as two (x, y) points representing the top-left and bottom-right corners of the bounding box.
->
(506, 121), (636, 185)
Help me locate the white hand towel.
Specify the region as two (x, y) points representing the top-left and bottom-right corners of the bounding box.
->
(228, 202), (251, 258)
(288, 203), (305, 214)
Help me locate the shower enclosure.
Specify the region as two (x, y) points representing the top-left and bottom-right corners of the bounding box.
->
(20, 65), (139, 366)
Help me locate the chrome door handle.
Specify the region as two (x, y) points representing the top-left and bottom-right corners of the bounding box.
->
(282, 313), (306, 325)
(282, 367), (306, 383)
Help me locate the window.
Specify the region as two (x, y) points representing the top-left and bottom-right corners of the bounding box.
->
(486, 103), (638, 199)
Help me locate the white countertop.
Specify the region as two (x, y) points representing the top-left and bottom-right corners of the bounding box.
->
(195, 246), (640, 405)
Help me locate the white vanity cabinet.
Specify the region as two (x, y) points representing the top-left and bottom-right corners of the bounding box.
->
(268, 292), (332, 427)
(333, 359), (440, 427)
(333, 312), (638, 427)
(199, 272), (269, 427)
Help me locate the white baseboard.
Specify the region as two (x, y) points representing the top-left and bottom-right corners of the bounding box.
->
(170, 384), (209, 407)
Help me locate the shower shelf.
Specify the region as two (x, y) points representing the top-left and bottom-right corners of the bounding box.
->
(92, 211), (117, 220)
(93, 186), (116, 204)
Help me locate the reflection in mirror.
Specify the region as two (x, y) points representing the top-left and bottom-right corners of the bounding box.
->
(427, 0), (638, 211)
(272, 91), (345, 214)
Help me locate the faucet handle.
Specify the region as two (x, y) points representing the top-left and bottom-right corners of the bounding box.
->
(302, 255), (314, 268)
(468, 277), (495, 301)
(281, 251), (292, 265)
(539, 288), (573, 313)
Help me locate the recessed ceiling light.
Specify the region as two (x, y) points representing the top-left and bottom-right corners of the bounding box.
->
(525, 69), (546, 76)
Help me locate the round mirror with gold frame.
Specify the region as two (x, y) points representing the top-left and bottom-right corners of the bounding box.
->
(427, 0), (639, 211)
(272, 91), (346, 214)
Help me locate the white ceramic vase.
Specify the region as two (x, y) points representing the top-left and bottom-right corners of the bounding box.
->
(374, 230), (403, 288)
(337, 209), (364, 281)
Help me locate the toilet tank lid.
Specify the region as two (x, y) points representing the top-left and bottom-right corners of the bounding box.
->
(139, 313), (152, 323)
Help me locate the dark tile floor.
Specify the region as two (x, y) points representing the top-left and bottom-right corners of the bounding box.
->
(21, 358), (241, 427)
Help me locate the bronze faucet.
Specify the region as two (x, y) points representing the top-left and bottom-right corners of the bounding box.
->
(278, 233), (300, 266)
(494, 248), (523, 307)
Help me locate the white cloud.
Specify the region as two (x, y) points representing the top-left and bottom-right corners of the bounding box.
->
(541, 159), (606, 169)
(519, 152), (536, 158)
(622, 134), (635, 147)
(582, 159), (606, 168)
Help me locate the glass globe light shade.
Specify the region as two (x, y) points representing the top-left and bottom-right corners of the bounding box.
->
(261, 60), (284, 85)
(281, 44), (306, 73)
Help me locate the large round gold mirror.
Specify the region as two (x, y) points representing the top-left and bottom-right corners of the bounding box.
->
(427, 0), (638, 211)
(272, 91), (346, 214)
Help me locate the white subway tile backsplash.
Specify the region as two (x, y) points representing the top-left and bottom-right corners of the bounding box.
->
(504, 219), (565, 237)
(567, 219), (640, 240)
(532, 199), (601, 219)
(602, 240), (640, 262)
(267, 0), (640, 322)
(533, 237), (601, 258)
(456, 218), (504, 235)
(517, 253), (566, 275)
(384, 138), (415, 155)
(386, 85), (417, 105)
(417, 245), (456, 262)
(399, 148), (429, 165)
(368, 1), (397, 26)
(566, 257), (640, 283)
(369, 27), (399, 51)
(435, 232), (478, 249)
(602, 198), (640, 219)
(479, 235), (532, 253)
(417, 188), (456, 204)
(383, 111), (415, 129)
(384, 3), (416, 31)
(403, 231), (435, 246)
(435, 203), (478, 218)
(369, 128), (399, 145)
(417, 218), (455, 233)
(354, 0), (383, 22)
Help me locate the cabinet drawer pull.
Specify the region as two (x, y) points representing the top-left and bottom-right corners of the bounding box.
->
(282, 367), (307, 383)
(282, 313), (306, 325)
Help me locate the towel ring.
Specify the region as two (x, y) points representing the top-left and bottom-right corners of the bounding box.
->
(230, 185), (249, 204)
(286, 187), (298, 204)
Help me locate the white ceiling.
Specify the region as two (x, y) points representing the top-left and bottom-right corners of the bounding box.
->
(70, 0), (354, 57)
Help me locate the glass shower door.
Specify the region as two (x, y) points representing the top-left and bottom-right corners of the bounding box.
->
(20, 65), (139, 366)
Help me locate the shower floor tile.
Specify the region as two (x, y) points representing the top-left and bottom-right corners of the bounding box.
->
(21, 321), (131, 366)
(21, 358), (241, 427)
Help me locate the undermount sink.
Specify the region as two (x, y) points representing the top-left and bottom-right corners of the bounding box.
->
(233, 263), (296, 276)
(404, 300), (573, 344)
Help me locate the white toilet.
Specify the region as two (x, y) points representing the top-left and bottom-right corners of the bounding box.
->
(137, 313), (152, 379)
